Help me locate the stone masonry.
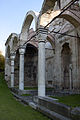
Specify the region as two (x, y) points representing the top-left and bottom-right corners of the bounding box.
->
(5, 0), (80, 96)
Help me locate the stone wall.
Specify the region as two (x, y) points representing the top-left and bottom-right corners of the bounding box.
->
(49, 16), (80, 90)
(5, 0), (80, 91)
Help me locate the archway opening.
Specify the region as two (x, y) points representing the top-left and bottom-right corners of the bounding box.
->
(45, 41), (54, 88)
(61, 43), (72, 89)
(20, 11), (38, 41)
(24, 44), (38, 87)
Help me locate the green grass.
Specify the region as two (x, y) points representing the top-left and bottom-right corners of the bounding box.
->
(24, 87), (38, 90)
(24, 87), (54, 90)
(50, 94), (80, 107)
(0, 73), (50, 120)
(14, 86), (38, 90)
(21, 94), (31, 96)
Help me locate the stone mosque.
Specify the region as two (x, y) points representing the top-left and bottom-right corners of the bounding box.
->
(5, 0), (80, 97)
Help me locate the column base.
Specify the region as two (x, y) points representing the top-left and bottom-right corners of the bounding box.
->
(19, 83), (24, 90)
(38, 85), (45, 97)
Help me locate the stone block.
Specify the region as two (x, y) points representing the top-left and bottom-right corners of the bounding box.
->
(37, 97), (71, 118)
(71, 107), (80, 120)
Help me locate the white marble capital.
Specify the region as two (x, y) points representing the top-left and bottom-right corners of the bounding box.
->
(10, 53), (15, 60)
(19, 48), (25, 55)
(37, 27), (48, 42)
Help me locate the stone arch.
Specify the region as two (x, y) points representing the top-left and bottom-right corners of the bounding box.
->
(27, 41), (38, 48)
(38, 0), (80, 28)
(60, 10), (80, 28)
(39, 9), (80, 28)
(47, 34), (55, 49)
(12, 36), (18, 50)
(20, 10), (39, 41)
(5, 33), (18, 53)
(37, 0), (56, 27)
(61, 43), (72, 89)
(24, 43), (38, 87)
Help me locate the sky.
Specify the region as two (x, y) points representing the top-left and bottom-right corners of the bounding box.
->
(0, 0), (44, 55)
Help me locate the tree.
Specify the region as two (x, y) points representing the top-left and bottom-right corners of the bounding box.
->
(0, 51), (5, 72)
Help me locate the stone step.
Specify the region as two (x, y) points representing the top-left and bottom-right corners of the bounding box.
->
(37, 105), (71, 120)
(29, 102), (37, 109)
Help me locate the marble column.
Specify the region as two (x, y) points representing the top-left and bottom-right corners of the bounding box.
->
(37, 28), (48, 97)
(10, 53), (15, 87)
(19, 46), (25, 90)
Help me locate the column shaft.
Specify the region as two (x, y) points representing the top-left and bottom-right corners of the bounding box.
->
(11, 60), (14, 87)
(38, 41), (45, 96)
(19, 47), (25, 90)
(19, 54), (24, 90)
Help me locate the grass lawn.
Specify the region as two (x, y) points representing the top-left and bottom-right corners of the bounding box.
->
(15, 86), (37, 90)
(21, 94), (31, 96)
(24, 87), (54, 90)
(14, 85), (54, 90)
(24, 87), (38, 90)
(50, 94), (80, 108)
(0, 73), (50, 120)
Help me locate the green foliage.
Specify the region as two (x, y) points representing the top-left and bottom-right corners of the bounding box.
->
(50, 94), (80, 107)
(0, 73), (50, 120)
(0, 52), (5, 71)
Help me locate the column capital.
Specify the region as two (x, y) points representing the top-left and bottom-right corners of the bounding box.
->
(36, 27), (48, 42)
(19, 45), (26, 55)
(10, 52), (16, 60)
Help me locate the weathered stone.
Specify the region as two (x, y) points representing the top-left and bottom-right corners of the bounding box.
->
(71, 107), (80, 120)
(5, 0), (80, 94)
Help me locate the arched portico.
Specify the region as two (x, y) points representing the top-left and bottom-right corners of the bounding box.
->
(37, 0), (80, 96)
(5, 33), (19, 87)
